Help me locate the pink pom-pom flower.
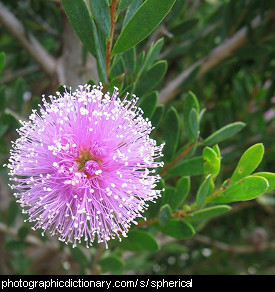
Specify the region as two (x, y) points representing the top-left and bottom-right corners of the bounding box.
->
(6, 84), (164, 248)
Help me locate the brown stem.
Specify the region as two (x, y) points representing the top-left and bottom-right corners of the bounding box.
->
(105, 0), (117, 79)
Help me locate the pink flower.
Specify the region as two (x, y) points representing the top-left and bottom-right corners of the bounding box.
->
(6, 84), (164, 248)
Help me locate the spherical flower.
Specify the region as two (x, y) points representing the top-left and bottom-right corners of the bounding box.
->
(6, 84), (164, 248)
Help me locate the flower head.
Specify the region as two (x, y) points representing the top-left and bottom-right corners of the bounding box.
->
(6, 84), (164, 247)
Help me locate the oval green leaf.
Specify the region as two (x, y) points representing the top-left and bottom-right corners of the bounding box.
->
(166, 156), (204, 177)
(99, 255), (125, 273)
(230, 143), (264, 185)
(203, 146), (220, 179)
(113, 0), (176, 54)
(211, 176), (269, 204)
(138, 91), (158, 119)
(252, 172), (275, 192)
(69, 246), (90, 267)
(151, 105), (164, 130)
(61, 0), (97, 56)
(121, 230), (159, 252)
(196, 174), (212, 208)
(165, 219), (195, 240)
(170, 176), (190, 211)
(90, 0), (111, 37)
(200, 122), (246, 146)
(159, 204), (172, 227)
(183, 91), (200, 142)
(162, 106), (180, 160)
(135, 60), (167, 97)
(185, 205), (231, 222)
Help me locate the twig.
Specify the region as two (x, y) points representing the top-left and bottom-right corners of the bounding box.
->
(0, 221), (58, 251)
(0, 65), (40, 84)
(192, 234), (275, 254)
(0, 2), (56, 77)
(105, 0), (118, 79)
(159, 15), (263, 104)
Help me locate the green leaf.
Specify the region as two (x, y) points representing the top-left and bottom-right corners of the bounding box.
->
(117, 0), (136, 15)
(166, 156), (204, 177)
(161, 187), (174, 207)
(122, 0), (142, 28)
(164, 219), (195, 239)
(138, 91), (158, 119)
(90, 0), (111, 37)
(162, 106), (180, 160)
(69, 246), (90, 267)
(111, 55), (126, 78)
(201, 122), (246, 146)
(139, 38), (164, 75)
(99, 255), (124, 273)
(123, 47), (136, 74)
(151, 105), (164, 130)
(196, 174), (212, 208)
(189, 108), (199, 141)
(211, 176), (269, 204)
(61, 0), (97, 56)
(107, 74), (125, 93)
(135, 60), (167, 97)
(212, 144), (221, 158)
(93, 23), (107, 83)
(230, 143), (265, 185)
(0, 52), (5, 72)
(185, 205), (231, 222)
(183, 91), (200, 142)
(134, 51), (145, 78)
(170, 176), (190, 211)
(203, 146), (220, 179)
(159, 204), (172, 227)
(113, 0), (176, 54)
(121, 230), (160, 252)
(17, 226), (29, 240)
(252, 172), (275, 192)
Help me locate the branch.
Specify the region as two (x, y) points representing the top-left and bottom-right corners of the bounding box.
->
(159, 15), (262, 104)
(0, 221), (58, 251)
(192, 233), (275, 254)
(105, 0), (118, 79)
(0, 2), (56, 77)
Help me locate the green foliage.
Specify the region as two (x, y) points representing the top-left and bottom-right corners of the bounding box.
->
(230, 143), (265, 185)
(61, 0), (107, 82)
(162, 219), (195, 240)
(162, 106), (180, 160)
(90, 0), (111, 38)
(119, 230), (160, 252)
(212, 176), (269, 204)
(184, 205), (231, 222)
(61, 0), (97, 56)
(1, 0), (274, 276)
(200, 122), (246, 146)
(99, 255), (125, 273)
(166, 156), (204, 177)
(112, 0), (176, 54)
